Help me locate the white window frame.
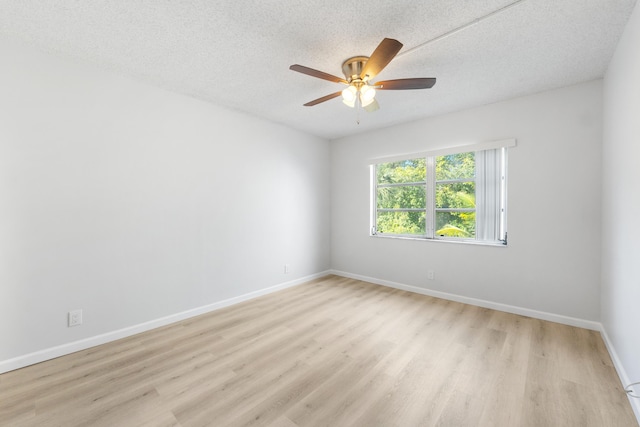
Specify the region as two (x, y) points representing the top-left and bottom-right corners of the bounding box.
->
(370, 139), (514, 246)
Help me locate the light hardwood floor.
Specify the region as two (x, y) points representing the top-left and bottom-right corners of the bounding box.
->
(0, 275), (637, 426)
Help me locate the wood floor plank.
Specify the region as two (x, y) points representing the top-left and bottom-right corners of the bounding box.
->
(477, 314), (532, 427)
(0, 275), (636, 426)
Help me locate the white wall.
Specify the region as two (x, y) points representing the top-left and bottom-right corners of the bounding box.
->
(0, 38), (331, 364)
(331, 80), (603, 322)
(602, 1), (640, 418)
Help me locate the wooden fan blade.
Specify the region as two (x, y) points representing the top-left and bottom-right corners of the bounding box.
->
(360, 38), (403, 80)
(375, 78), (437, 90)
(290, 64), (348, 84)
(303, 91), (342, 106)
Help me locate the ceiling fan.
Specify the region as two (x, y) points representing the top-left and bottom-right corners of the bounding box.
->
(290, 38), (436, 112)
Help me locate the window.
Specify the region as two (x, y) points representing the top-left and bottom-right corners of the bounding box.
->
(371, 143), (510, 245)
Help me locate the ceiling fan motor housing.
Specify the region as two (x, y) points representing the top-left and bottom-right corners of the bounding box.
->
(342, 56), (369, 82)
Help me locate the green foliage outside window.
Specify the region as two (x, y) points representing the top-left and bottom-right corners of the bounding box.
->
(375, 152), (477, 238)
(435, 153), (476, 238)
(376, 159), (426, 235)
(376, 159), (426, 184)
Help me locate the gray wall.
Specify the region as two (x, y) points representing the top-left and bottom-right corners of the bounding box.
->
(0, 38), (331, 364)
(331, 80), (603, 322)
(602, 1), (640, 419)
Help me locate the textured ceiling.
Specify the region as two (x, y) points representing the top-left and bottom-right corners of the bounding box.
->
(0, 0), (636, 140)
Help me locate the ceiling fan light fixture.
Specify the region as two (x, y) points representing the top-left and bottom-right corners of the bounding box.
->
(360, 94), (375, 107)
(360, 84), (376, 103)
(342, 97), (356, 108)
(363, 98), (380, 112)
(341, 85), (357, 103)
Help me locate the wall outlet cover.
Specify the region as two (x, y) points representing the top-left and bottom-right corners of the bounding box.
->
(68, 309), (83, 327)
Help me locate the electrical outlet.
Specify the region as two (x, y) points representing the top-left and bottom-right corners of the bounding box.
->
(284, 264), (291, 274)
(68, 309), (83, 327)
(427, 270), (435, 280)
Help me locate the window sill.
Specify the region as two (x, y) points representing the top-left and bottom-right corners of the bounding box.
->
(370, 233), (507, 247)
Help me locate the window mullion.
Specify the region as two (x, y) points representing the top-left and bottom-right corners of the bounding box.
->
(426, 156), (435, 238)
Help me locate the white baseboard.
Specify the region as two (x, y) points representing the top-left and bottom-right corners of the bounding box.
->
(329, 270), (601, 330)
(0, 271), (331, 374)
(599, 326), (640, 424)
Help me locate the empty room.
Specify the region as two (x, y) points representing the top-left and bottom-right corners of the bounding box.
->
(1, 1), (639, 426)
